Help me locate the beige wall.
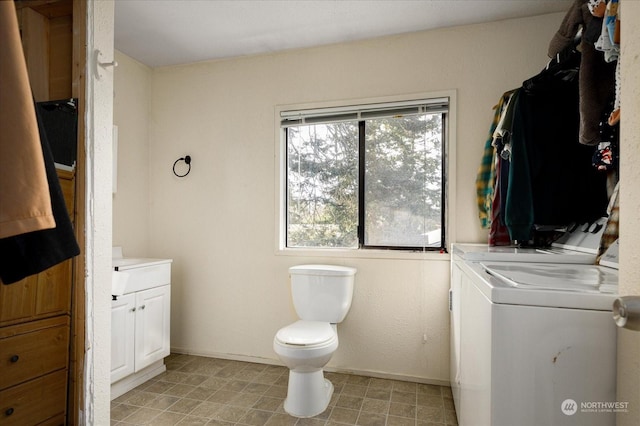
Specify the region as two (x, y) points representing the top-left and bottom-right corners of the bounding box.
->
(618, 1), (640, 424)
(112, 51), (152, 257)
(114, 13), (564, 383)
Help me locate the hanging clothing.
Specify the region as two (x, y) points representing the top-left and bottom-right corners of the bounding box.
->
(488, 152), (512, 246)
(37, 100), (78, 167)
(594, 0), (621, 125)
(548, 0), (593, 55)
(548, 0), (616, 146)
(489, 90), (520, 246)
(505, 54), (609, 242)
(0, 1), (55, 239)
(475, 91), (514, 229)
(0, 2), (80, 284)
(0, 104), (81, 285)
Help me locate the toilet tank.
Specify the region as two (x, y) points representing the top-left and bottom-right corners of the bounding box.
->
(289, 265), (356, 323)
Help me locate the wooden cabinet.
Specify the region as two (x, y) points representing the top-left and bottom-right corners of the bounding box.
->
(0, 316), (69, 425)
(6, 1), (86, 424)
(0, 157), (76, 426)
(0, 170), (74, 425)
(17, 0), (75, 102)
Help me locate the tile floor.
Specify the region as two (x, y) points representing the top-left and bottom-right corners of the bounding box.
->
(111, 354), (458, 426)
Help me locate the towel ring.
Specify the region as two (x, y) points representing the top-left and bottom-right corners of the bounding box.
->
(173, 155), (192, 177)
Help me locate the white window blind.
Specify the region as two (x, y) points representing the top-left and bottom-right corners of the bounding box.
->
(280, 98), (449, 127)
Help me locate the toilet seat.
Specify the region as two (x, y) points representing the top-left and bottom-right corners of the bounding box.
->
(275, 320), (336, 348)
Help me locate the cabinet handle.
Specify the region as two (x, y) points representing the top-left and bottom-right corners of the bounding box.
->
(131, 307), (136, 312)
(140, 305), (146, 310)
(9, 355), (19, 363)
(5, 407), (14, 416)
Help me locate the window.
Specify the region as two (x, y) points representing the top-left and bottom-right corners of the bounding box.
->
(281, 97), (448, 251)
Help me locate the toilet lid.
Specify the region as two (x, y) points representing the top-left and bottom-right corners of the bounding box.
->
(275, 320), (336, 346)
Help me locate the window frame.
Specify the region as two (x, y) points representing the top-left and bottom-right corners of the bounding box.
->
(275, 91), (457, 260)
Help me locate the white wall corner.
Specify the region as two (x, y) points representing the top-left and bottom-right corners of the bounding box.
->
(84, 0), (115, 424)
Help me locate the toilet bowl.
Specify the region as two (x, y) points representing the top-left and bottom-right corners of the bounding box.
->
(273, 321), (339, 417)
(273, 265), (356, 418)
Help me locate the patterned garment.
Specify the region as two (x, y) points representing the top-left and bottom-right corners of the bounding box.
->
(488, 154), (512, 246)
(475, 91), (514, 229)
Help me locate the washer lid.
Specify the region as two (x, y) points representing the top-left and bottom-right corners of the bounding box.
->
(459, 261), (618, 310)
(275, 321), (336, 346)
(451, 244), (596, 263)
(480, 262), (618, 294)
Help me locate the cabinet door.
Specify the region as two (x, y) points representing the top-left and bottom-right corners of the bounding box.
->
(135, 285), (170, 372)
(35, 260), (72, 317)
(110, 294), (135, 383)
(0, 264), (72, 326)
(0, 277), (37, 325)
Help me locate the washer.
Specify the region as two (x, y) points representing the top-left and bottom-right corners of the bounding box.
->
(451, 245), (618, 426)
(449, 242), (603, 416)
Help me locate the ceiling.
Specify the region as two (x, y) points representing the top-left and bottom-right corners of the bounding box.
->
(114, 0), (572, 68)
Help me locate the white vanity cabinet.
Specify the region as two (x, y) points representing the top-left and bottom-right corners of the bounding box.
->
(134, 285), (171, 369)
(111, 293), (135, 382)
(110, 256), (172, 400)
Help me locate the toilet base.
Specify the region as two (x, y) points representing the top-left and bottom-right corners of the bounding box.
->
(283, 370), (334, 418)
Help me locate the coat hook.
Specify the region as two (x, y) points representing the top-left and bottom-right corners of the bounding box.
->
(173, 155), (192, 177)
(99, 60), (118, 69)
(94, 49), (118, 80)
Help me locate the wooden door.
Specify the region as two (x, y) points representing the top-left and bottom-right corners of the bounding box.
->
(0, 278), (37, 325)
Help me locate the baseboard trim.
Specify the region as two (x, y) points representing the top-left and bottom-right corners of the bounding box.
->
(169, 347), (450, 387)
(111, 360), (166, 400)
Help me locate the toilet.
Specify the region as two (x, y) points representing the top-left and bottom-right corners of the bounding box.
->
(273, 264), (357, 418)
